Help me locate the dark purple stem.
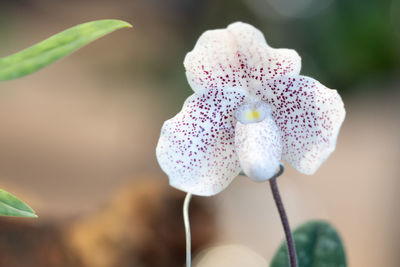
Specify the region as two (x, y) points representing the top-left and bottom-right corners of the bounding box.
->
(269, 169), (298, 267)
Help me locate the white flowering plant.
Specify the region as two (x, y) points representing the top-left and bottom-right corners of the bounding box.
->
(157, 22), (347, 267)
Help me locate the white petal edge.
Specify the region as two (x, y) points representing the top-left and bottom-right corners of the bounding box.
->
(256, 75), (346, 174)
(235, 115), (282, 182)
(184, 21), (301, 93)
(156, 87), (249, 196)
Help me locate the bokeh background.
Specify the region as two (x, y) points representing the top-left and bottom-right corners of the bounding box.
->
(0, 0), (399, 266)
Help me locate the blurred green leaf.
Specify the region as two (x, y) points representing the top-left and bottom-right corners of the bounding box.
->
(270, 220), (346, 267)
(0, 189), (37, 218)
(0, 19), (132, 81)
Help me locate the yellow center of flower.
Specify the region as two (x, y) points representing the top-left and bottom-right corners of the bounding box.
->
(235, 101), (271, 124)
(246, 110), (260, 121)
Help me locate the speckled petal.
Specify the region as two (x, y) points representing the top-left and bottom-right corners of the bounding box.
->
(156, 88), (248, 196)
(184, 22), (301, 93)
(255, 76), (346, 174)
(235, 116), (282, 182)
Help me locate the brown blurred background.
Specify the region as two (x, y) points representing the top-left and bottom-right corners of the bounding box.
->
(0, 0), (399, 266)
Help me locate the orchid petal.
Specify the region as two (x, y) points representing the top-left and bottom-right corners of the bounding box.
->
(156, 88), (248, 196)
(184, 22), (301, 93)
(256, 76), (346, 174)
(235, 115), (282, 182)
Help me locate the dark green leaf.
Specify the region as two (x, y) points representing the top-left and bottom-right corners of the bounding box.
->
(0, 189), (37, 217)
(0, 19), (132, 81)
(270, 220), (346, 267)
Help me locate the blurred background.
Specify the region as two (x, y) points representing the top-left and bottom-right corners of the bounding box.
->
(0, 0), (399, 266)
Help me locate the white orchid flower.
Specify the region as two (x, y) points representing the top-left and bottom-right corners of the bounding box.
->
(156, 22), (345, 196)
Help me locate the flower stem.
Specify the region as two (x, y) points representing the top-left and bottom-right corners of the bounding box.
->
(183, 193), (192, 267)
(269, 165), (298, 267)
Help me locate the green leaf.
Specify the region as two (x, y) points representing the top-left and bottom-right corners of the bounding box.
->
(0, 19), (132, 81)
(0, 189), (37, 217)
(270, 220), (346, 267)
